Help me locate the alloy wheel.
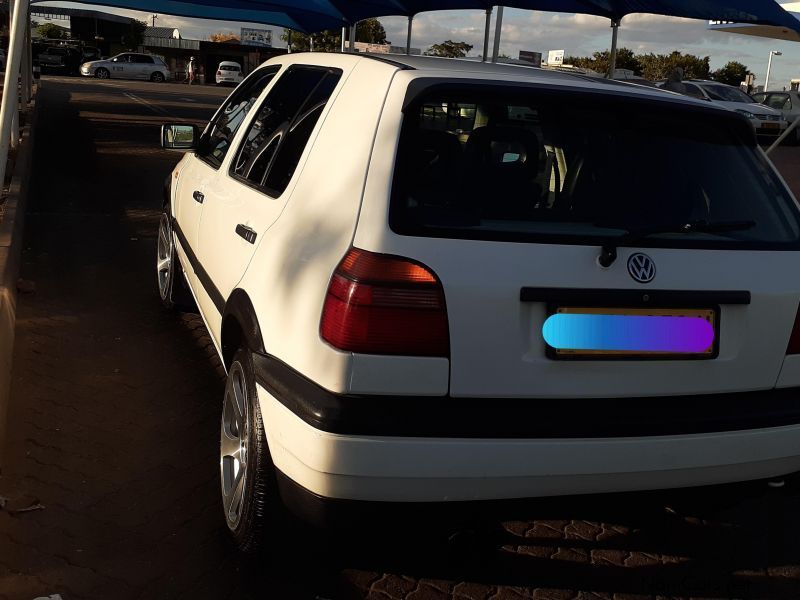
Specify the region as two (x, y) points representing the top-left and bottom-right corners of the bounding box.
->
(156, 213), (172, 302)
(221, 362), (250, 529)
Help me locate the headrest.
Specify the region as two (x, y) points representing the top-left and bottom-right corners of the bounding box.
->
(464, 126), (540, 173)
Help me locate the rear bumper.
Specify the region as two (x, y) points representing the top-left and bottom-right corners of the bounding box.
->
(254, 354), (800, 504)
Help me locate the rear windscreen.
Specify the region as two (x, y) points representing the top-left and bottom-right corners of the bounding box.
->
(390, 87), (800, 248)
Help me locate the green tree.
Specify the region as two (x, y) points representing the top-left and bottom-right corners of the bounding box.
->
(711, 61), (751, 87)
(425, 40), (473, 58)
(564, 47), (640, 75)
(638, 51), (710, 81)
(121, 19), (147, 49)
(281, 29), (339, 52)
(37, 22), (66, 39)
(281, 18), (387, 52)
(355, 18), (388, 44)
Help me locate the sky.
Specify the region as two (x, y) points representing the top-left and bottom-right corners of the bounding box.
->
(35, 2), (800, 90)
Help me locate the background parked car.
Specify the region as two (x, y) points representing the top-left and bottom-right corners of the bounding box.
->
(216, 61), (243, 86)
(37, 46), (81, 76)
(0, 49), (6, 72)
(752, 90), (800, 144)
(657, 79), (787, 138)
(80, 52), (172, 82)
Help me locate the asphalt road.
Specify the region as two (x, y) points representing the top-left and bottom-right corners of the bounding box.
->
(2, 75), (800, 600)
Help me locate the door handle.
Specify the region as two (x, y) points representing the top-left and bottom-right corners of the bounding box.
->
(236, 224), (257, 244)
(193, 190), (204, 204)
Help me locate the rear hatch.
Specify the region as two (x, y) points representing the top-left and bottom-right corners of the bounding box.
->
(384, 83), (800, 398)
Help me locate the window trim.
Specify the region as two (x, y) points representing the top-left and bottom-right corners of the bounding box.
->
(195, 64), (282, 172)
(227, 64), (342, 199)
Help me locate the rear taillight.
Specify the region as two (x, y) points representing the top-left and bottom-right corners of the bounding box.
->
(320, 248), (449, 357)
(787, 304), (800, 354)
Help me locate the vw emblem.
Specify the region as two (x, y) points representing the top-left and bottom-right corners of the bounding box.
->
(627, 253), (656, 283)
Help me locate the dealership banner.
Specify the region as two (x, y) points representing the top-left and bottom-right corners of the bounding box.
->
(241, 28), (273, 47)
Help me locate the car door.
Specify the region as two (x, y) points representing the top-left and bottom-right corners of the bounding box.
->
(127, 54), (146, 79)
(195, 65), (343, 339)
(136, 54), (157, 79)
(173, 66), (281, 321)
(110, 53), (132, 79)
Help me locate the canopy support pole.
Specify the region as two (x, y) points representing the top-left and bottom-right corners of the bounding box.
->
(406, 15), (412, 55)
(0, 0), (30, 183)
(349, 20), (357, 52)
(608, 18), (620, 78)
(491, 6), (504, 63)
(24, 14), (32, 104)
(341, 26), (346, 52)
(482, 7), (492, 62)
(286, 29), (292, 53)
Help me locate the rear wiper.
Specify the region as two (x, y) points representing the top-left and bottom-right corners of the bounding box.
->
(597, 220), (757, 267)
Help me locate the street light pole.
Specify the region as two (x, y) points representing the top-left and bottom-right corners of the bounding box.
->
(765, 50), (782, 92)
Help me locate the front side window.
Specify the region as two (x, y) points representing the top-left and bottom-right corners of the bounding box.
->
(766, 93), (791, 110)
(390, 86), (800, 249)
(196, 66), (280, 170)
(231, 65), (341, 196)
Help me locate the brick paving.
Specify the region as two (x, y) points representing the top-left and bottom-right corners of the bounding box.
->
(1, 77), (800, 599)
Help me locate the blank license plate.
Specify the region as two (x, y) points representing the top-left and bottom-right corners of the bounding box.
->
(544, 307), (717, 359)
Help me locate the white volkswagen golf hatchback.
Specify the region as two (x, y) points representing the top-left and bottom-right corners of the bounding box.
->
(159, 53), (800, 552)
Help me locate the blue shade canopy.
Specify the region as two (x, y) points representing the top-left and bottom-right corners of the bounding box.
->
(31, 0), (800, 33)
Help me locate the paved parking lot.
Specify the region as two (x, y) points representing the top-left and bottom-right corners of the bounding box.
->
(2, 76), (800, 600)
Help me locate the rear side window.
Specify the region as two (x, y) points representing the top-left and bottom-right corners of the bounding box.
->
(390, 87), (800, 249)
(197, 66), (280, 169)
(231, 65), (341, 197)
(133, 55), (155, 64)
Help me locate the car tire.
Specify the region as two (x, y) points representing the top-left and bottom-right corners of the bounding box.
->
(221, 348), (285, 554)
(156, 212), (194, 311)
(151, 71), (165, 83)
(95, 68), (109, 79)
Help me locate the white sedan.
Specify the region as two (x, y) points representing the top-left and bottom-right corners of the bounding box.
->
(81, 52), (172, 82)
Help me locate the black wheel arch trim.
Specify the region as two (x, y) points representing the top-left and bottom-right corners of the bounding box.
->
(222, 290), (266, 368)
(252, 352), (800, 439)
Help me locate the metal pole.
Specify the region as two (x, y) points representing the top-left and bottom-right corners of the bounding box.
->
(341, 26), (346, 52)
(765, 52), (775, 92)
(406, 15), (412, 55)
(482, 7), (492, 62)
(310, 35), (314, 52)
(491, 6), (504, 63)
(22, 15), (31, 106)
(349, 20), (357, 52)
(0, 0), (29, 167)
(287, 29), (292, 53)
(608, 19), (620, 79)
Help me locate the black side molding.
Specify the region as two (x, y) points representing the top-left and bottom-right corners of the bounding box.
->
(172, 218), (225, 314)
(252, 352), (800, 439)
(520, 288), (751, 307)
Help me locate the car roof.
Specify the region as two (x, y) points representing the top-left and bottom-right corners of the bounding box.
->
(218, 61), (241, 67)
(262, 52), (737, 116)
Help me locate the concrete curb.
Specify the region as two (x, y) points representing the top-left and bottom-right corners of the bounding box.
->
(0, 87), (40, 467)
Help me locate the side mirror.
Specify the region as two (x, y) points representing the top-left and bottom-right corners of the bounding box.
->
(161, 124), (199, 150)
